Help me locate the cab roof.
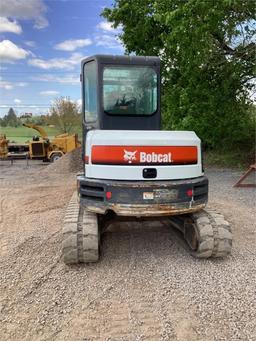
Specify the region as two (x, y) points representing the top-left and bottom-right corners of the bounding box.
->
(81, 54), (160, 66)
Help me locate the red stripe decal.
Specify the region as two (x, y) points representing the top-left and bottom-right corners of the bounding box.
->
(91, 145), (197, 165)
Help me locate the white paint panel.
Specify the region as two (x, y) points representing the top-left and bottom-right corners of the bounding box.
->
(85, 164), (203, 180)
(85, 129), (203, 180)
(87, 130), (200, 146)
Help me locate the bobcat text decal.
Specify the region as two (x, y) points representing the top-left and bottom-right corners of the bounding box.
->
(123, 150), (172, 164)
(140, 151), (172, 163)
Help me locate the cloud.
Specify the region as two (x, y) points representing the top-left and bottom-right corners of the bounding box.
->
(95, 34), (123, 50)
(17, 82), (28, 87)
(34, 16), (48, 29)
(0, 17), (22, 34)
(25, 41), (36, 47)
(32, 74), (79, 85)
(0, 80), (28, 90)
(14, 98), (21, 104)
(40, 90), (60, 96)
(0, 81), (14, 90)
(95, 21), (123, 50)
(97, 21), (116, 32)
(0, 40), (30, 62)
(28, 52), (83, 70)
(55, 38), (92, 51)
(0, 0), (48, 29)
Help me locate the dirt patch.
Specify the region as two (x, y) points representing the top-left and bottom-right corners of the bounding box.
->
(0, 166), (255, 340)
(41, 147), (83, 175)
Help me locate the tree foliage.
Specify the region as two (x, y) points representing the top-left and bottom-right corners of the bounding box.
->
(48, 97), (81, 133)
(0, 108), (21, 127)
(103, 0), (255, 150)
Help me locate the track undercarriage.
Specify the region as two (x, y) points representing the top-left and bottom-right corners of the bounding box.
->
(62, 193), (232, 264)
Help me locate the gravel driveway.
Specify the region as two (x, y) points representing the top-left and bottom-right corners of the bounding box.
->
(0, 162), (255, 341)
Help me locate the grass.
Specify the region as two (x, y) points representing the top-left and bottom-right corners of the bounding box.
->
(0, 125), (81, 143)
(204, 149), (255, 170)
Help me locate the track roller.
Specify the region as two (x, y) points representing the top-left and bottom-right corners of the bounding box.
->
(170, 208), (232, 258)
(62, 192), (100, 264)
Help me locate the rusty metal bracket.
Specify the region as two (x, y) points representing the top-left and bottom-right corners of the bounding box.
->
(233, 164), (256, 188)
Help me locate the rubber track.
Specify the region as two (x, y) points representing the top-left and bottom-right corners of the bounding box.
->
(192, 208), (232, 258)
(62, 192), (99, 264)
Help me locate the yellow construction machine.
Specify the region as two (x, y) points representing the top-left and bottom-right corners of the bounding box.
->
(23, 123), (80, 162)
(0, 134), (9, 159)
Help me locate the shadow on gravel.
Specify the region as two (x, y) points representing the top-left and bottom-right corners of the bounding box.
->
(97, 221), (188, 264)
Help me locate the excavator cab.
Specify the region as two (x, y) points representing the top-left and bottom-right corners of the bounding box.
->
(81, 55), (161, 132)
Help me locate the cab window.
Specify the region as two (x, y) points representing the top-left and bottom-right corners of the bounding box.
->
(83, 61), (97, 122)
(103, 66), (157, 116)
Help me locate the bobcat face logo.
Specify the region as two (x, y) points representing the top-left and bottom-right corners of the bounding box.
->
(124, 149), (137, 164)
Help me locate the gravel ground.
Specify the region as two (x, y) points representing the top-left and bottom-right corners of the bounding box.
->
(0, 161), (255, 341)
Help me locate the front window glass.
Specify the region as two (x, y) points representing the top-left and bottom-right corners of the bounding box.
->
(103, 66), (157, 115)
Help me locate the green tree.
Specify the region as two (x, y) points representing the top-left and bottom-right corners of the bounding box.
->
(48, 97), (81, 133)
(1, 108), (20, 127)
(103, 0), (255, 150)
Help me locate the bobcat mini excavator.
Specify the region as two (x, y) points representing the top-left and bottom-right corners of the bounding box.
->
(62, 55), (232, 264)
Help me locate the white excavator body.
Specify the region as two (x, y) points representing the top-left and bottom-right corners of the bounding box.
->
(85, 130), (202, 181)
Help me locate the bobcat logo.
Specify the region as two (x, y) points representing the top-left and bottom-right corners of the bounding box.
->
(124, 149), (137, 164)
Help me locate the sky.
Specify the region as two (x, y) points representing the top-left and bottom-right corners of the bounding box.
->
(0, 0), (124, 117)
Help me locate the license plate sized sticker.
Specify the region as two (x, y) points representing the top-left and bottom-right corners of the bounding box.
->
(143, 192), (154, 200)
(153, 189), (178, 200)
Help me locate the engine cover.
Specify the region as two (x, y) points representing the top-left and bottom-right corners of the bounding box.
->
(85, 130), (203, 181)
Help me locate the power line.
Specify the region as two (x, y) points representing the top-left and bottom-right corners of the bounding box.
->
(0, 70), (80, 74)
(0, 103), (81, 108)
(0, 105), (52, 108)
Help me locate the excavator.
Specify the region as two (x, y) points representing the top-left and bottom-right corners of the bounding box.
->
(62, 55), (232, 264)
(23, 123), (80, 162)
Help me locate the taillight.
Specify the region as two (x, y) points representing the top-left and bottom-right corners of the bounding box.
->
(186, 189), (193, 197)
(106, 191), (112, 200)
